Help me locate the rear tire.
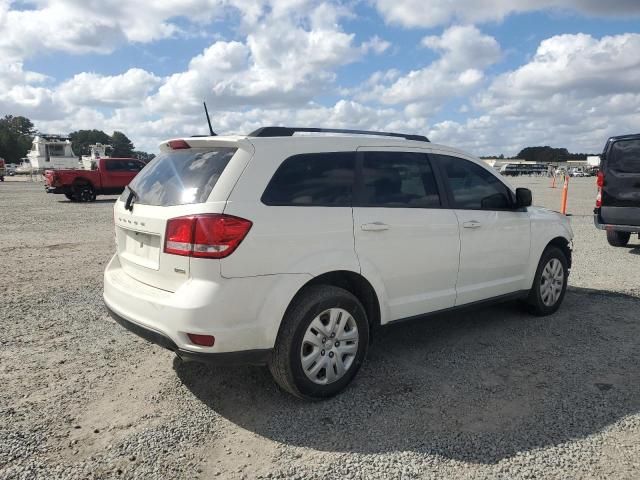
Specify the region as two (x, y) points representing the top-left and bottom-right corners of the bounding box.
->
(77, 185), (96, 202)
(524, 246), (569, 316)
(606, 230), (630, 247)
(268, 285), (369, 400)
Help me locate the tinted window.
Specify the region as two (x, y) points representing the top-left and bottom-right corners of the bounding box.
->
(360, 151), (440, 208)
(609, 140), (640, 173)
(262, 152), (355, 206)
(123, 147), (237, 206)
(123, 160), (144, 171)
(106, 160), (123, 171)
(437, 155), (512, 210)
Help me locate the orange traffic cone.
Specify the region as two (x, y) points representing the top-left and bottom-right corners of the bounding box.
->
(560, 175), (569, 214)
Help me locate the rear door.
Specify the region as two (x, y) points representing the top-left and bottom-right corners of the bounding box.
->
(434, 154), (531, 305)
(352, 148), (460, 320)
(601, 137), (640, 226)
(114, 144), (247, 292)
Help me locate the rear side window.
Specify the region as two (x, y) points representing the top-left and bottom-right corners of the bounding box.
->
(609, 140), (640, 173)
(105, 160), (123, 171)
(124, 147), (237, 206)
(262, 152), (355, 206)
(360, 151), (440, 208)
(437, 155), (513, 210)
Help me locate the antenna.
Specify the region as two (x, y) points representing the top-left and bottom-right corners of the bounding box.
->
(203, 101), (216, 136)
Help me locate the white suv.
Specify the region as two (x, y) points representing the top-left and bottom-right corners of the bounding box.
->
(104, 127), (573, 399)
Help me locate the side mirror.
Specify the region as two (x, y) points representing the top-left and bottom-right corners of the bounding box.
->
(515, 188), (532, 208)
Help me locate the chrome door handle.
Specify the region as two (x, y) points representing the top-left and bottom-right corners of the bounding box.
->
(361, 222), (390, 231)
(463, 221), (481, 229)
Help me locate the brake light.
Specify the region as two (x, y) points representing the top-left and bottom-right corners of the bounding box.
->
(164, 214), (252, 259)
(595, 171), (604, 208)
(168, 139), (191, 150)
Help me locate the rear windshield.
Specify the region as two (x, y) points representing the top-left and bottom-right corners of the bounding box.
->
(122, 147), (237, 206)
(609, 139), (640, 174)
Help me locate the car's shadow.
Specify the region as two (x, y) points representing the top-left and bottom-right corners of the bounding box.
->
(56, 198), (117, 204)
(174, 286), (640, 463)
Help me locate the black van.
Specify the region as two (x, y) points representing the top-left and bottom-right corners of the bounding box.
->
(594, 134), (640, 246)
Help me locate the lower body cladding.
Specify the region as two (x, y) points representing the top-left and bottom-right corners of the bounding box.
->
(103, 254), (311, 365)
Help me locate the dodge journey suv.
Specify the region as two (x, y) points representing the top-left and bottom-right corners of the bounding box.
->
(104, 127), (573, 399)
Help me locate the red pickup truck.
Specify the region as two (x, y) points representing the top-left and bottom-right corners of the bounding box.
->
(45, 157), (145, 202)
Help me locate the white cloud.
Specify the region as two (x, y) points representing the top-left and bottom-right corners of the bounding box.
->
(479, 33), (640, 104)
(362, 36), (392, 55)
(374, 0), (640, 28)
(56, 69), (162, 108)
(440, 33), (640, 154)
(358, 26), (500, 109)
(150, 3), (364, 112)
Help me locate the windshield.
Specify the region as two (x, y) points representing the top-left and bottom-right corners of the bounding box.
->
(121, 147), (237, 206)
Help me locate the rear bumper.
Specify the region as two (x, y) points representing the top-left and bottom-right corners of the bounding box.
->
(103, 254), (287, 360)
(594, 211), (640, 233)
(106, 306), (272, 365)
(45, 186), (65, 194)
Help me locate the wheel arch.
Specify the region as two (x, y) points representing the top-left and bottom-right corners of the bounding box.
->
(72, 177), (94, 189)
(279, 270), (382, 342)
(546, 236), (572, 269)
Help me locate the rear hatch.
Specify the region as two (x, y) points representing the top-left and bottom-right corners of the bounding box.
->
(600, 136), (640, 226)
(114, 138), (253, 292)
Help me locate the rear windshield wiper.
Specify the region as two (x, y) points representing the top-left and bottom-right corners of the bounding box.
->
(124, 185), (138, 212)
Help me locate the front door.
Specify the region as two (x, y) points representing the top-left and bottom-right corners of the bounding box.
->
(353, 149), (460, 321)
(434, 154), (531, 305)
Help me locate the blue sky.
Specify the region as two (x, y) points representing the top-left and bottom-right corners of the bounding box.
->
(2, 0), (640, 155)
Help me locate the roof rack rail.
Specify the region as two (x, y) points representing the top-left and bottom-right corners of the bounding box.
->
(248, 127), (429, 143)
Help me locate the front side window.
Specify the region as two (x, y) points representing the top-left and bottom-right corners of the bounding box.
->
(359, 151), (440, 208)
(261, 152), (355, 206)
(124, 160), (144, 172)
(437, 155), (513, 210)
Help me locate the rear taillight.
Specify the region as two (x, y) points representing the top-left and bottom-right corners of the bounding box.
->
(164, 214), (252, 259)
(595, 171), (604, 208)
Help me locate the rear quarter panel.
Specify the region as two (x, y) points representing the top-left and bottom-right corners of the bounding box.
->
(220, 140), (360, 279)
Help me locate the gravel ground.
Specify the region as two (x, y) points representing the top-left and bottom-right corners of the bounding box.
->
(1, 176), (639, 479)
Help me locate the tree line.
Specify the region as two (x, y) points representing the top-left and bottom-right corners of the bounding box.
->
(0, 115), (155, 164)
(481, 146), (597, 163)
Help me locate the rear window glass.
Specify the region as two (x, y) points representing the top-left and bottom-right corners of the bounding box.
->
(609, 140), (640, 174)
(261, 152), (355, 206)
(122, 147), (237, 206)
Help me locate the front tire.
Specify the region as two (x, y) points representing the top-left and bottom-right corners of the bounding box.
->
(606, 230), (630, 247)
(268, 285), (369, 400)
(524, 246), (569, 316)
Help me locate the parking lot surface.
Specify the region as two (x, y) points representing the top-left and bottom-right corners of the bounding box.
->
(1, 177), (639, 479)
